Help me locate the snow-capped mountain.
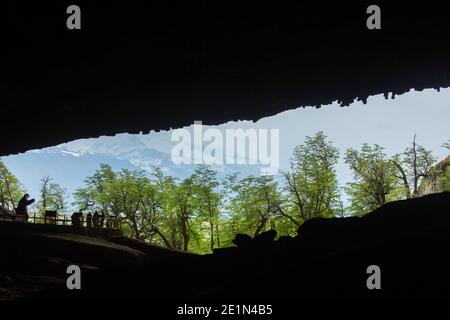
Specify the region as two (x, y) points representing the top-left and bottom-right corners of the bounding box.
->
(2, 133), (265, 207)
(53, 134), (182, 175)
(53, 133), (266, 178)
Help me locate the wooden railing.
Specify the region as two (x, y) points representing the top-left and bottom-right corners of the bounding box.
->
(29, 212), (121, 230)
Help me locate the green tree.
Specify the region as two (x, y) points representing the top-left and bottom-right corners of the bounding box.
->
(335, 193), (348, 218)
(73, 164), (118, 213)
(152, 167), (184, 249)
(191, 165), (223, 251)
(440, 141), (450, 191)
(112, 168), (176, 246)
(108, 169), (150, 240)
(280, 131), (340, 225)
(74, 164), (211, 251)
(38, 176), (67, 212)
(0, 160), (23, 210)
(437, 162), (450, 192)
(392, 135), (436, 198)
(136, 170), (173, 247)
(345, 144), (401, 215)
(97, 168), (169, 244)
(226, 175), (281, 237)
(170, 176), (196, 251)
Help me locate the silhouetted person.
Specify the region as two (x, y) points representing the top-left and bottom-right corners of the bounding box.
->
(80, 211), (84, 226)
(105, 213), (110, 229)
(93, 211), (100, 229)
(71, 212), (82, 229)
(15, 194), (35, 222)
(99, 211), (105, 228)
(86, 212), (93, 228)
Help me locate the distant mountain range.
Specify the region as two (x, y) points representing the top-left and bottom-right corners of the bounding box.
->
(2, 134), (264, 208)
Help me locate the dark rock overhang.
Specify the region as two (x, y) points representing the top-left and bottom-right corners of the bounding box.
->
(3, 2), (450, 156)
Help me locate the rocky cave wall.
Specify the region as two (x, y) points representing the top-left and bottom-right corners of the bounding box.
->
(3, 2), (450, 156)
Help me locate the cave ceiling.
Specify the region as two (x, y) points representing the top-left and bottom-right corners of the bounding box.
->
(3, 2), (450, 155)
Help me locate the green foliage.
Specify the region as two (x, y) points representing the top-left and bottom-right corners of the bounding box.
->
(345, 144), (402, 215)
(281, 131), (340, 224)
(433, 156), (450, 193)
(439, 166), (450, 191)
(392, 136), (436, 198)
(225, 174), (281, 237)
(75, 165), (174, 245)
(73, 164), (117, 212)
(191, 165), (223, 251)
(67, 135), (444, 252)
(0, 159), (24, 210)
(38, 176), (68, 212)
(439, 140), (450, 191)
(3, 132), (446, 254)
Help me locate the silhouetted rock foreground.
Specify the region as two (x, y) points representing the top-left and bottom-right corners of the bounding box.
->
(1, 192), (450, 300)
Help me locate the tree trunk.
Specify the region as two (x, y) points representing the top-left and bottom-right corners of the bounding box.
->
(209, 215), (214, 252)
(130, 216), (141, 240)
(152, 226), (172, 248)
(180, 219), (190, 251)
(392, 160), (411, 198)
(216, 224), (221, 248)
(412, 134), (419, 196)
